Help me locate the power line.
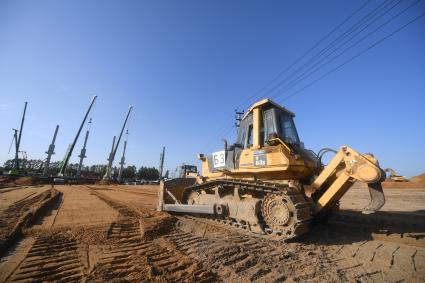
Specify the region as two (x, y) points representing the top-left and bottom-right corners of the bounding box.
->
(270, 0), (422, 100)
(278, 9), (425, 103)
(241, 0), (374, 110)
(200, 0), (374, 153)
(200, 1), (424, 154)
(256, 0), (401, 102)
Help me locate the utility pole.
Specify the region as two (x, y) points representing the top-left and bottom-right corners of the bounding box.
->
(58, 95), (97, 176)
(159, 146), (165, 180)
(117, 130), (129, 183)
(43, 125), (59, 176)
(14, 102), (27, 170)
(235, 109), (244, 134)
(76, 118), (92, 177)
(103, 106), (133, 181)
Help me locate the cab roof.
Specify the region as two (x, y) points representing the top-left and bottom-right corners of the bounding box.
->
(243, 98), (295, 118)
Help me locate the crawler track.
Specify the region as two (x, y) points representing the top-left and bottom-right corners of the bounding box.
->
(180, 179), (311, 239)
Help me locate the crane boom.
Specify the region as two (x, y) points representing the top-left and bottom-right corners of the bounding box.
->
(103, 106), (133, 181)
(58, 96), (97, 176)
(14, 102), (27, 170)
(43, 125), (59, 176)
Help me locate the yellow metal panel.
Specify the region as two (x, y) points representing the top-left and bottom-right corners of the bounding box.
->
(311, 150), (344, 191)
(244, 98), (295, 118)
(316, 172), (351, 212)
(253, 107), (261, 148)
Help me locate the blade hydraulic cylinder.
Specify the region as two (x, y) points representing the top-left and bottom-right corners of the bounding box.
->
(163, 204), (223, 215)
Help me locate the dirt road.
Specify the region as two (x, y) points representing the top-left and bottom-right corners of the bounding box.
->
(0, 184), (423, 282)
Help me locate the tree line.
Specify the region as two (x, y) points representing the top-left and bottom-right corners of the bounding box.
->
(2, 158), (159, 180)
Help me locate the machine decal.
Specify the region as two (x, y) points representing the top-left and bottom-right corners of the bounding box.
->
(253, 150), (267, 166)
(212, 150), (226, 168)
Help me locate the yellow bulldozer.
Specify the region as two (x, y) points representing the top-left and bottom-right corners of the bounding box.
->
(158, 99), (385, 239)
(384, 168), (409, 182)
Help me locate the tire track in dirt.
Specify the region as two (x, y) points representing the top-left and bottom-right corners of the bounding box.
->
(7, 234), (84, 282)
(0, 189), (61, 258)
(166, 216), (341, 282)
(166, 215), (425, 282)
(88, 191), (216, 282)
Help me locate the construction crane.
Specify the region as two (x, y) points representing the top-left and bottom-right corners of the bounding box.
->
(57, 96), (97, 177)
(11, 102), (28, 173)
(103, 106), (133, 181)
(43, 125), (59, 176)
(76, 118), (92, 177)
(159, 146), (165, 180)
(117, 130), (129, 183)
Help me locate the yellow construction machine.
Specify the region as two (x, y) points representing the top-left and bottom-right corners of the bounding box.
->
(384, 168), (409, 182)
(158, 99), (386, 239)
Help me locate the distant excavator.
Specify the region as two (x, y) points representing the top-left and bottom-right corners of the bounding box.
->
(158, 99), (386, 239)
(384, 168), (409, 182)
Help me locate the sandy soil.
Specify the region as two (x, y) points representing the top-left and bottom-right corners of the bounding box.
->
(0, 186), (48, 213)
(0, 183), (423, 282)
(340, 184), (425, 215)
(47, 185), (119, 227)
(87, 185), (158, 210)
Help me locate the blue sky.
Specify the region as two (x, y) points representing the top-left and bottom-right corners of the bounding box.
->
(0, 0), (424, 177)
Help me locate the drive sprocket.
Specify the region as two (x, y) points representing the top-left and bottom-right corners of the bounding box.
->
(261, 193), (297, 235)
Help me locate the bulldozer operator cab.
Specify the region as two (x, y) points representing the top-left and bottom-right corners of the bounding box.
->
(237, 100), (300, 149)
(205, 99), (310, 173)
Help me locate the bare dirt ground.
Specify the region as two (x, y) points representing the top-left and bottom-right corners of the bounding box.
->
(340, 182), (425, 215)
(0, 184), (424, 282)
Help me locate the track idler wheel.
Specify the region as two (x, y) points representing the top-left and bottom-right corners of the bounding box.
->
(261, 194), (298, 236)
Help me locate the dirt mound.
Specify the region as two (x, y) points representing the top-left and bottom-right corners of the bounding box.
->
(411, 172), (425, 183)
(14, 176), (40, 185)
(382, 172), (425, 188)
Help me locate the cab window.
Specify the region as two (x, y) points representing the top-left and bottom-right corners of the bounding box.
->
(246, 124), (253, 148)
(278, 112), (300, 144)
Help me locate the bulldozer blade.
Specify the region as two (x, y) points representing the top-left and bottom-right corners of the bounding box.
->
(362, 182), (385, 214)
(157, 178), (197, 211)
